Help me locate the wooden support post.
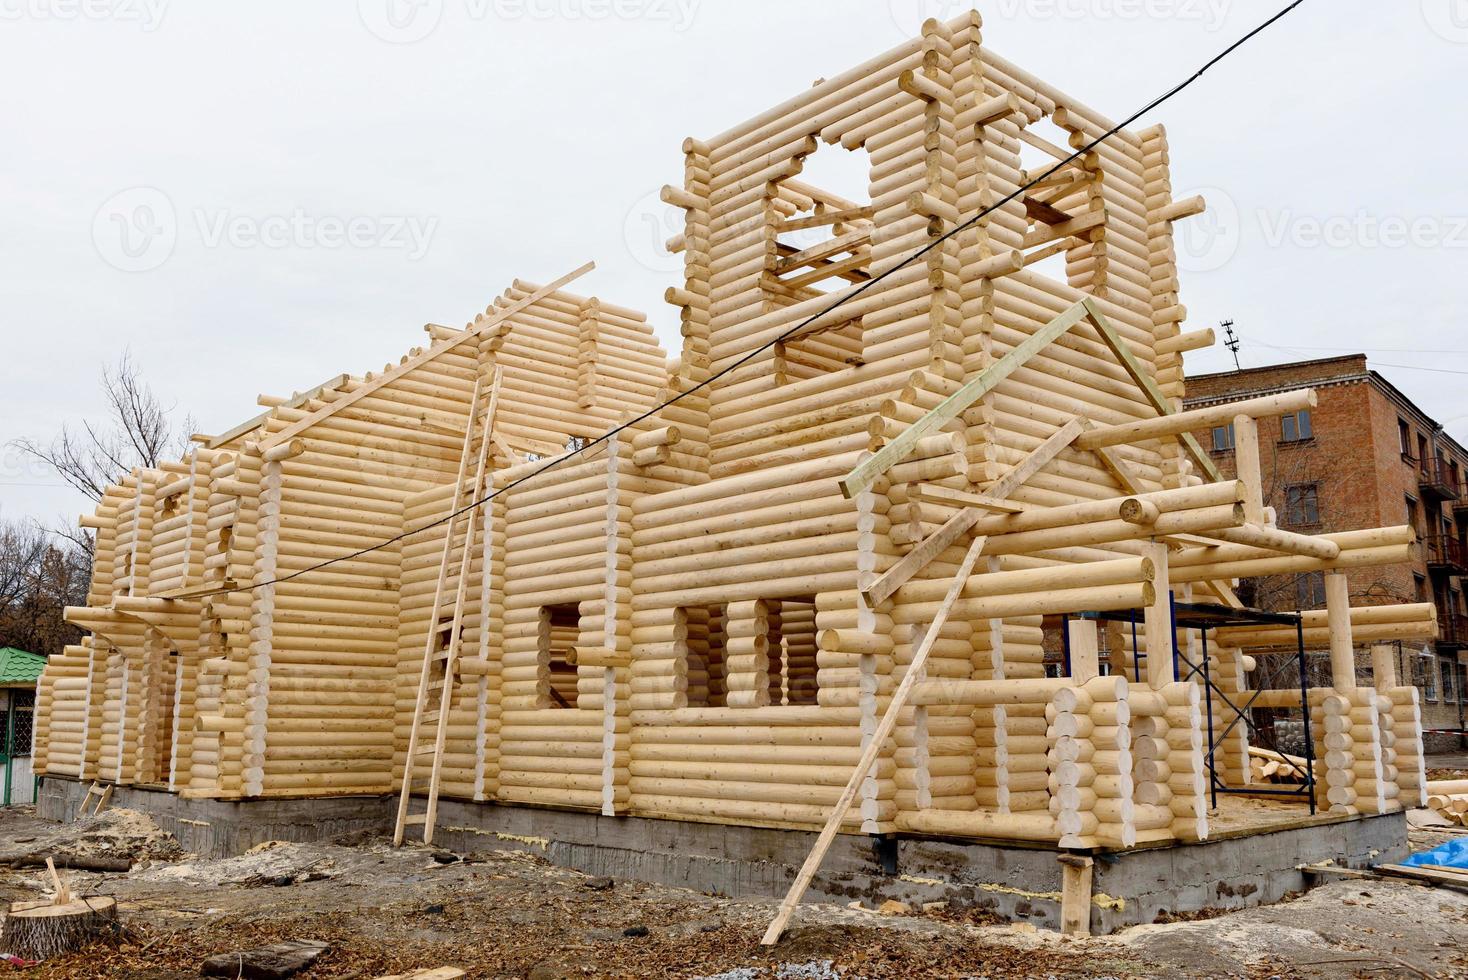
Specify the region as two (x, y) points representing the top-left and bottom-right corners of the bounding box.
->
(761, 534), (988, 946)
(1068, 620), (1100, 683)
(1325, 572), (1356, 693)
(1372, 644), (1398, 694)
(1058, 854), (1094, 936)
(1142, 541), (1173, 689)
(1232, 415), (1265, 525)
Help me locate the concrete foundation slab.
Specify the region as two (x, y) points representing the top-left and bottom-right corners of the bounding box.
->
(38, 776), (1408, 934)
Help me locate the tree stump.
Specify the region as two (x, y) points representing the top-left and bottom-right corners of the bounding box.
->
(1, 897), (118, 960)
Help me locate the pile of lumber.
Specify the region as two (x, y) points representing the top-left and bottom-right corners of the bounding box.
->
(1426, 778), (1468, 826)
(1248, 746), (1313, 785)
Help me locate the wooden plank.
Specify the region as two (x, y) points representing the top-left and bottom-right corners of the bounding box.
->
(260, 262), (593, 452)
(865, 508), (982, 606)
(775, 229), (871, 273)
(917, 485), (1025, 514)
(839, 300), (1090, 499)
(987, 418), (1084, 500)
(761, 534), (988, 946)
(1082, 298), (1223, 483)
(205, 374), (351, 450)
(865, 418), (1082, 605)
(1376, 864), (1468, 891)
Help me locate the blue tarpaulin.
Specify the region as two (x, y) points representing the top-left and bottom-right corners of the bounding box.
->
(1402, 837), (1468, 870)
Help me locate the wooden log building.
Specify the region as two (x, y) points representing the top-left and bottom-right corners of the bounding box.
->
(35, 13), (1430, 856)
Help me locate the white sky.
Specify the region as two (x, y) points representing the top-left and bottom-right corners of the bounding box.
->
(3, 1), (1466, 529)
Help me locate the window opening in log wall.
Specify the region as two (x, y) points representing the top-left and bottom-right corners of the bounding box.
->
(539, 603), (581, 709)
(766, 143), (872, 384)
(772, 596), (819, 706)
(1015, 113), (1095, 285)
(680, 603), (728, 707)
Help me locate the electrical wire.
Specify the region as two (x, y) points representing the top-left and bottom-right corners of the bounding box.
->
(191, 0), (1310, 601)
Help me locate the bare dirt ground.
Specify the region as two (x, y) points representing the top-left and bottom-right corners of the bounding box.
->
(0, 807), (1465, 979)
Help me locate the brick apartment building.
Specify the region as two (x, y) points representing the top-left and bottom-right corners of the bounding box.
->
(1185, 354), (1468, 733)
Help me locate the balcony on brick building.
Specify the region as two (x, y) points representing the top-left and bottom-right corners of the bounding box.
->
(1424, 533), (1468, 576)
(1455, 482), (1468, 518)
(1440, 612), (1468, 651)
(1419, 457), (1461, 502)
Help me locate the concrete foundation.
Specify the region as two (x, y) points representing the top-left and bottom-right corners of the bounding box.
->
(38, 776), (1407, 934)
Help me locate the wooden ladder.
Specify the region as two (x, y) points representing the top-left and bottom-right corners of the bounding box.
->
(76, 781), (113, 820)
(393, 369), (501, 846)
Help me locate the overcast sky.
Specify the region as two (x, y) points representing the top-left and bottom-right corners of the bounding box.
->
(3, 1), (1466, 529)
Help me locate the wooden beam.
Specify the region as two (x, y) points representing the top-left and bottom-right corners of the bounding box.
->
(1024, 196), (1076, 226)
(774, 205), (875, 233)
(775, 229), (871, 273)
(780, 253), (870, 291)
(260, 262), (593, 452)
(840, 300), (1090, 498)
(1082, 298), (1223, 483)
(1073, 390), (1315, 453)
(1024, 210), (1104, 248)
(761, 534), (988, 946)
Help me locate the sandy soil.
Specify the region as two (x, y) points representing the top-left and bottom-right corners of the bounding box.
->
(0, 807), (1465, 979)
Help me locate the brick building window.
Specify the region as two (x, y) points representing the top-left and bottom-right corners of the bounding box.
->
(1415, 573), (1428, 602)
(1444, 657), (1459, 704)
(1294, 571), (1326, 609)
(1284, 483), (1320, 526)
(1280, 409), (1312, 443)
(1211, 423), (1235, 452)
(1423, 653), (1439, 701)
(1398, 418), (1412, 458)
(1406, 495), (1420, 534)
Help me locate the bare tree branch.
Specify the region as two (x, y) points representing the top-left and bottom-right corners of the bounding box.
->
(8, 350), (192, 503)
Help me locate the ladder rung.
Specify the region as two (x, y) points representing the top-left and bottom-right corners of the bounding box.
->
(404, 814), (428, 825)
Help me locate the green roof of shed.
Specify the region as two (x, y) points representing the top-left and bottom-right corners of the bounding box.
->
(0, 648), (45, 686)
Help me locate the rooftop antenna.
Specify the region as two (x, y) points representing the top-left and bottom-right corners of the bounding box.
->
(1221, 319), (1241, 370)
